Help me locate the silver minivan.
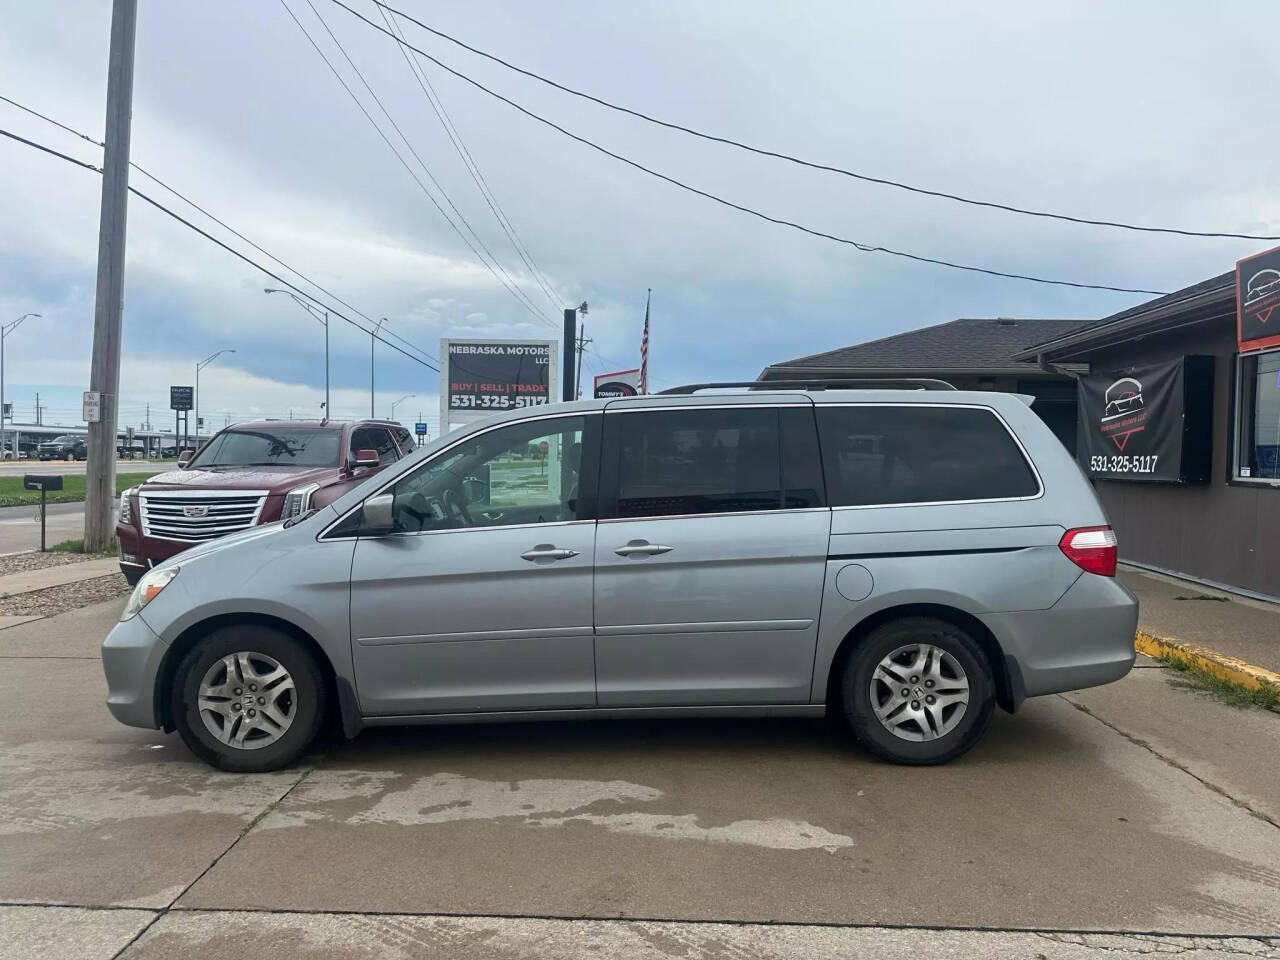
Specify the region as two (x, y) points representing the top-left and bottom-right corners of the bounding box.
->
(102, 383), (1137, 771)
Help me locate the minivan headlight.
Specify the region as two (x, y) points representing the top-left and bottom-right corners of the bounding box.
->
(119, 486), (137, 525)
(121, 566), (179, 622)
(281, 482), (321, 522)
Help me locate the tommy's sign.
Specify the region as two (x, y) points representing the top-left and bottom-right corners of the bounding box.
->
(1238, 245), (1280, 352)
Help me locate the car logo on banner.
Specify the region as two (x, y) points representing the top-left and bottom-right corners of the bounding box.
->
(1099, 376), (1147, 450)
(183, 505), (209, 518)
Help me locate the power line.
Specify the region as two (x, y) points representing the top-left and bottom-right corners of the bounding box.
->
(303, 0), (554, 326)
(0, 124), (439, 370)
(330, 1), (1169, 297)
(282, 0), (556, 328)
(0, 95), (440, 366)
(377, 4), (564, 313)
(367, 0), (1279, 244)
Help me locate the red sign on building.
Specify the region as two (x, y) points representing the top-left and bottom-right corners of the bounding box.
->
(1237, 244), (1280, 352)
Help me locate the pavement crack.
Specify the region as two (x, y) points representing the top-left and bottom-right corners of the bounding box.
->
(1060, 696), (1279, 831)
(1034, 930), (1280, 956)
(106, 758), (321, 959)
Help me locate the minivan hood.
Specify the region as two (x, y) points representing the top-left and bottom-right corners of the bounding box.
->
(155, 516), (291, 568)
(139, 464), (339, 493)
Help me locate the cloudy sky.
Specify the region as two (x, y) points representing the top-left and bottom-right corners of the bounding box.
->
(2, 0), (1277, 436)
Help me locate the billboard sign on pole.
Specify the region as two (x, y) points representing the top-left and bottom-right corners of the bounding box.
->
(593, 368), (641, 399)
(439, 338), (557, 433)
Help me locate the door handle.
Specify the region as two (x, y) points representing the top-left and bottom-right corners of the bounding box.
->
(614, 539), (674, 558)
(521, 544), (580, 563)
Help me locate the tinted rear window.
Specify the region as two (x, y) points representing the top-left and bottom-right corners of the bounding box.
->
(816, 405), (1038, 506)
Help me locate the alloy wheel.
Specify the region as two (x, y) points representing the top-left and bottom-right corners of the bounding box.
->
(869, 642), (969, 741)
(197, 651), (296, 750)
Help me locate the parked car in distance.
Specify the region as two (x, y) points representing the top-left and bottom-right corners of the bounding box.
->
(117, 440), (147, 460)
(2, 437), (39, 459)
(103, 383), (1138, 772)
(160, 444), (197, 459)
(115, 419), (414, 585)
(37, 434), (87, 460)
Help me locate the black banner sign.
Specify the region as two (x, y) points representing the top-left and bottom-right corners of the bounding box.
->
(169, 385), (193, 411)
(446, 341), (550, 413)
(1077, 359), (1186, 481)
(1238, 245), (1280, 352)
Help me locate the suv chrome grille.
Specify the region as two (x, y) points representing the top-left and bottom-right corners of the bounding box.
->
(139, 490), (269, 542)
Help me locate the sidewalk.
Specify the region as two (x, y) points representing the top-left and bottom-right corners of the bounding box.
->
(0, 557), (120, 598)
(1119, 566), (1280, 676)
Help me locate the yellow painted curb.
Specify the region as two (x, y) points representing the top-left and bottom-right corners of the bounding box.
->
(1136, 631), (1280, 709)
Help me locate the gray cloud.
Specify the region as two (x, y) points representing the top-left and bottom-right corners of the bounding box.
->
(2, 0), (1277, 427)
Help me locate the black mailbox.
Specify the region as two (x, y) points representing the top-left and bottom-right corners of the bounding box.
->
(23, 474), (63, 492)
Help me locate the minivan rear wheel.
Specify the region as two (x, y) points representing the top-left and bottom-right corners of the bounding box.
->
(172, 625), (325, 772)
(841, 616), (994, 765)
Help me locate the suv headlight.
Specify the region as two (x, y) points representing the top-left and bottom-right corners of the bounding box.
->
(119, 486), (137, 525)
(281, 482), (321, 522)
(121, 566), (179, 622)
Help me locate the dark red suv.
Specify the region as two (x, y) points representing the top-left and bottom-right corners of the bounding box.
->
(116, 419), (414, 584)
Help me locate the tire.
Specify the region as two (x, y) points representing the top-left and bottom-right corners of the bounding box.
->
(171, 625), (325, 772)
(841, 616), (995, 766)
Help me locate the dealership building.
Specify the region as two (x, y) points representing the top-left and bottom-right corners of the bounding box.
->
(1016, 262), (1279, 602)
(760, 317), (1088, 452)
(760, 256), (1279, 601)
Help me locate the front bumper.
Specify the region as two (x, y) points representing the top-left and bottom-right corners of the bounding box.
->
(983, 572), (1138, 702)
(102, 611), (168, 729)
(116, 522), (189, 583)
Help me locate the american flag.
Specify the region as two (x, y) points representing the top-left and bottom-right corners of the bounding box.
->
(639, 288), (650, 394)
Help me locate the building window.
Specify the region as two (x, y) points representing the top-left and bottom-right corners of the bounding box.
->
(1235, 349), (1280, 482)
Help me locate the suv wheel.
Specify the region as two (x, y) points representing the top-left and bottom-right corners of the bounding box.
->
(172, 625), (325, 772)
(841, 616), (994, 765)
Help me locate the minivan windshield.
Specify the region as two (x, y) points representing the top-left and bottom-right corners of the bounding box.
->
(189, 428), (342, 469)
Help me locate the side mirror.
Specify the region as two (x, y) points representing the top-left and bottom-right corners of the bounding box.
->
(352, 448), (380, 470)
(177, 452), (192, 469)
(361, 492), (395, 534)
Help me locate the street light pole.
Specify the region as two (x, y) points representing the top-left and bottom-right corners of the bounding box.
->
(264, 288), (329, 418)
(1, 314), (40, 457)
(371, 317), (388, 418)
(389, 394), (414, 421)
(195, 348), (235, 450)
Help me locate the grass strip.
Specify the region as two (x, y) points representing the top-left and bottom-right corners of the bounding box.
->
(1151, 647), (1280, 712)
(0, 472), (155, 508)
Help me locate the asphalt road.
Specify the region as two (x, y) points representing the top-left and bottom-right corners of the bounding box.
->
(1, 600), (1278, 959)
(0, 459), (170, 476)
(0, 502), (116, 554)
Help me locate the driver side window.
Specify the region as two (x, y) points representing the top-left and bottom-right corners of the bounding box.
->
(389, 416), (587, 533)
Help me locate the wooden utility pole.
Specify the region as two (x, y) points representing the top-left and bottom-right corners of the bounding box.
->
(84, 0), (137, 552)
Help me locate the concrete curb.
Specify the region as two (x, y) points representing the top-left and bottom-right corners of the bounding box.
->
(1136, 630), (1280, 711)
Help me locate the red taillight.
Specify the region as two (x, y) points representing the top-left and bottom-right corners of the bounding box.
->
(1059, 525), (1118, 577)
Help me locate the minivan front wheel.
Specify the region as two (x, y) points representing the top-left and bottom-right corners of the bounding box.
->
(172, 626), (325, 772)
(841, 617), (994, 765)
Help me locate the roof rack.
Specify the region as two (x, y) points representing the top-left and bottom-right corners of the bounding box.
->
(657, 378), (957, 395)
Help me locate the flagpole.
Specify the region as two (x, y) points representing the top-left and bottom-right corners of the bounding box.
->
(640, 288), (651, 395)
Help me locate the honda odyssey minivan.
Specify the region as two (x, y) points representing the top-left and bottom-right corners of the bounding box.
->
(102, 383), (1137, 771)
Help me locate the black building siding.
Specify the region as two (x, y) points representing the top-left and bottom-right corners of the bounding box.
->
(1083, 316), (1279, 599)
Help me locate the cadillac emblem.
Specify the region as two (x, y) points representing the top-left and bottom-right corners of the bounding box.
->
(183, 505), (209, 519)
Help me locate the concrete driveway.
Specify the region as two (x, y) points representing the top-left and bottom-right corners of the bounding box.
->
(2, 600), (1278, 959)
